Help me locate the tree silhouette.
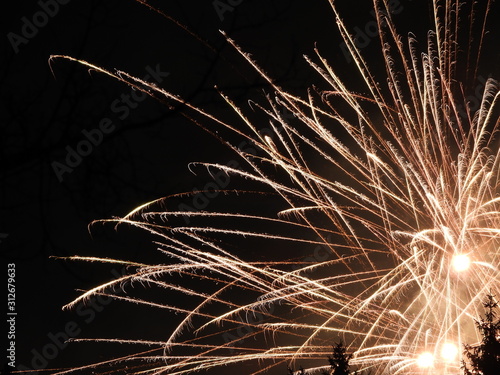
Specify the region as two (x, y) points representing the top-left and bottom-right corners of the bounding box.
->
(462, 293), (500, 375)
(287, 341), (359, 375)
(287, 365), (305, 375)
(322, 341), (355, 375)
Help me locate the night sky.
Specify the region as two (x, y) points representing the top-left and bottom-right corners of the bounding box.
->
(1, 1), (499, 374)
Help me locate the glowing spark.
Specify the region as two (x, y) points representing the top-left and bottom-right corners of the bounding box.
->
(452, 254), (471, 272)
(417, 352), (434, 368)
(440, 342), (458, 362)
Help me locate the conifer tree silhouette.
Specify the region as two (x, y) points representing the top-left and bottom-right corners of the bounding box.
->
(462, 293), (500, 375)
(322, 342), (354, 375)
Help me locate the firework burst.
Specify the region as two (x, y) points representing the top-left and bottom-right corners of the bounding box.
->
(53, 0), (499, 374)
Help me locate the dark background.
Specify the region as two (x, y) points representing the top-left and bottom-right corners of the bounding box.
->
(0, 1), (498, 374)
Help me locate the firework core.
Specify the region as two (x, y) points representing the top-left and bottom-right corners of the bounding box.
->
(440, 342), (459, 362)
(416, 352), (434, 368)
(452, 254), (471, 272)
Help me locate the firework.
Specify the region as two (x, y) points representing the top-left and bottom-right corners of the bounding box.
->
(54, 0), (499, 374)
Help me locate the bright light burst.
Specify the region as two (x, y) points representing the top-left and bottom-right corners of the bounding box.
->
(416, 352), (434, 368)
(452, 254), (471, 272)
(54, 0), (499, 374)
(440, 342), (458, 363)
